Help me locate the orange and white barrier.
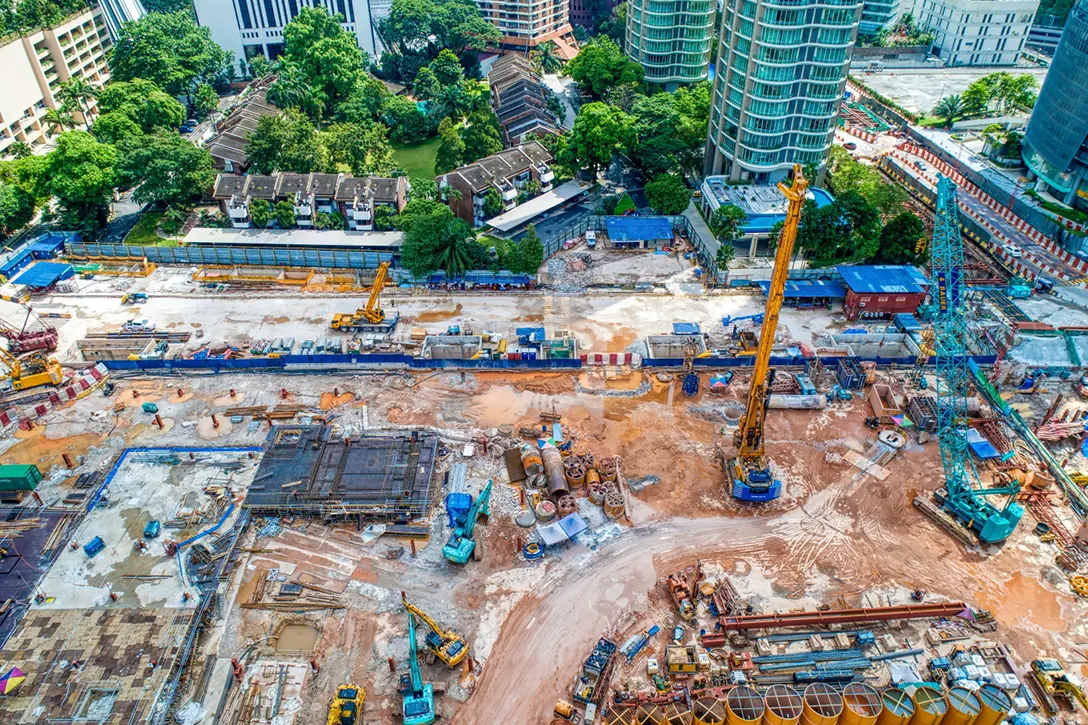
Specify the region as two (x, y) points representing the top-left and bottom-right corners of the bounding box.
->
(581, 352), (640, 366)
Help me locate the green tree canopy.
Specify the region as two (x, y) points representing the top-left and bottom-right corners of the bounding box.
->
(381, 0), (500, 57)
(273, 7), (369, 120)
(44, 131), (117, 238)
(413, 67), (442, 101)
(274, 200), (297, 228)
(382, 95), (433, 145)
(565, 36), (644, 99)
(628, 83), (709, 176)
(933, 94), (965, 128)
(709, 204), (748, 241)
(645, 173), (691, 215)
(323, 122), (397, 176)
(460, 110), (503, 163)
(109, 11), (230, 96)
(97, 78), (187, 135)
(249, 198), (272, 227)
(246, 110), (329, 174)
(429, 49), (465, 86)
(395, 198), (483, 277)
(874, 211), (926, 265)
(0, 183), (36, 241)
(435, 118), (465, 174)
(336, 77), (391, 125)
(567, 102), (633, 177)
(116, 131), (216, 206)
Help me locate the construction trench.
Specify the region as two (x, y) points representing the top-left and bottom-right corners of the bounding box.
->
(2, 240), (1088, 724)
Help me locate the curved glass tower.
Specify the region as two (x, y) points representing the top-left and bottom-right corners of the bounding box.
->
(703, 0), (863, 183)
(1023, 0), (1088, 209)
(625, 0), (716, 90)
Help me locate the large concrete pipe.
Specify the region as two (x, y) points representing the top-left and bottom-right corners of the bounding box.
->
(540, 443), (570, 500)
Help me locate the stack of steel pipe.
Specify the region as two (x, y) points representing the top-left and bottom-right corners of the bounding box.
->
(604, 490), (626, 518)
(598, 456), (618, 482)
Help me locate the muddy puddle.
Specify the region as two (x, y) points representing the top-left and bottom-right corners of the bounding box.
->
(276, 623), (321, 652)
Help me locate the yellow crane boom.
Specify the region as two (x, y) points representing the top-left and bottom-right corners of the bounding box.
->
(330, 262), (392, 330)
(728, 165), (807, 502)
(0, 346), (62, 391)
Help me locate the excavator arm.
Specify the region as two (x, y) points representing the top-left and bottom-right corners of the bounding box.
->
(402, 595), (449, 639)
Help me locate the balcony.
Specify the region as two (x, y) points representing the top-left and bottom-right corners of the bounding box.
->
(496, 182), (517, 202)
(536, 164), (554, 185)
(227, 201), (249, 221)
(350, 203), (372, 221)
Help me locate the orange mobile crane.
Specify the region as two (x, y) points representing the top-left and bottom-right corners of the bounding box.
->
(727, 165), (807, 502)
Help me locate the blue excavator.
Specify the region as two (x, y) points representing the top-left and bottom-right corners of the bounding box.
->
(442, 480), (492, 564)
(400, 610), (435, 725)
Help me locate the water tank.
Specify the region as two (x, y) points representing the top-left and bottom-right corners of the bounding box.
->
(876, 688), (916, 725)
(908, 687), (947, 725)
(841, 683), (883, 725)
(727, 686), (765, 725)
(801, 683), (842, 725)
(974, 684), (1012, 725)
(693, 698), (727, 725)
(762, 685), (803, 725)
(941, 688), (980, 725)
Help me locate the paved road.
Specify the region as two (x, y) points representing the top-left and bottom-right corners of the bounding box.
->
(893, 149), (1077, 283)
(101, 192), (145, 244)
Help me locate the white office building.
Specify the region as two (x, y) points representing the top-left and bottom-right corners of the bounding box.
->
(192, 0), (382, 64)
(912, 0), (1039, 65)
(97, 0), (146, 40)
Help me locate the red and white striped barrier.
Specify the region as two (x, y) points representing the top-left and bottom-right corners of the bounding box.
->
(581, 352), (641, 367)
(7, 363), (110, 428)
(839, 125), (879, 144)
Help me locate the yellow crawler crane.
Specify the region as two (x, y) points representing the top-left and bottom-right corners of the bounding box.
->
(330, 261), (398, 332)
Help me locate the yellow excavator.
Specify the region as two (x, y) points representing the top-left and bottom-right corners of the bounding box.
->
(0, 346), (62, 391)
(402, 593), (469, 668)
(727, 165), (807, 504)
(326, 684), (365, 725)
(330, 261), (398, 332)
(1032, 659), (1088, 713)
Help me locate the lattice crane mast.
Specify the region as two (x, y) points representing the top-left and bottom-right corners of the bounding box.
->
(727, 165), (807, 502)
(928, 175), (1022, 543)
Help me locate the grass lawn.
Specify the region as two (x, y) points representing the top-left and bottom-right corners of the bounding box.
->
(123, 210), (165, 245)
(393, 135), (442, 182)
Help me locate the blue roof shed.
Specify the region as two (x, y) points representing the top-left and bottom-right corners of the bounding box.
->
(672, 322), (701, 335)
(756, 279), (846, 299)
(605, 217), (673, 242)
(10, 261), (75, 289)
(836, 265), (929, 295)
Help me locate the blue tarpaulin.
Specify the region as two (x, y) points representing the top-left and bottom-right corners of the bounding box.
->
(10, 261), (75, 288)
(672, 322), (701, 335)
(606, 217), (673, 242)
(894, 313), (923, 332)
(756, 279), (846, 299)
(966, 428), (999, 459)
(516, 327), (546, 343)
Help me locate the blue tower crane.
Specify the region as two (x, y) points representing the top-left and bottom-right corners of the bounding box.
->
(928, 175), (1023, 544)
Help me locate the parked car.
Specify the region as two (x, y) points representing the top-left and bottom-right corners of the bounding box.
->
(843, 142), (858, 151)
(1004, 244), (1023, 258)
(913, 160), (928, 171)
(179, 125), (195, 134)
(185, 118), (198, 127)
(121, 320), (156, 333)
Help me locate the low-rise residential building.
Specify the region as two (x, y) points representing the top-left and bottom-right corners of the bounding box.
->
(212, 173), (409, 230)
(437, 142), (555, 225)
(837, 265), (929, 320)
(0, 6), (113, 157)
(487, 55), (560, 145)
(912, 0), (1038, 66)
(205, 88), (280, 173)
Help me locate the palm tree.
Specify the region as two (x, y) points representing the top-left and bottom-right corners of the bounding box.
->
(933, 94), (965, 128)
(56, 78), (99, 129)
(532, 41), (563, 74)
(437, 235), (474, 278)
(42, 107), (76, 137)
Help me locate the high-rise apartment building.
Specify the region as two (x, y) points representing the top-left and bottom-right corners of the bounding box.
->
(0, 7), (112, 156)
(97, 0), (146, 40)
(1023, 0), (1088, 210)
(475, 0), (575, 50)
(859, 0), (900, 35)
(912, 0), (1038, 65)
(704, 0), (863, 182)
(191, 0), (382, 63)
(625, 0), (716, 89)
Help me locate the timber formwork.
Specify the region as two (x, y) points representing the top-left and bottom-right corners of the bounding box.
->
(243, 425), (439, 523)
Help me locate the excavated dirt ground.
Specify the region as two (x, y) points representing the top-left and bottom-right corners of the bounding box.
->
(2, 368), (1086, 724)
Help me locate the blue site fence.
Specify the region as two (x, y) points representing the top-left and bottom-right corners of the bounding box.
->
(100, 353), (997, 373)
(67, 242), (396, 270)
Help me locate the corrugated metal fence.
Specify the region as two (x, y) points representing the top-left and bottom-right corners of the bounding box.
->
(67, 242), (396, 270)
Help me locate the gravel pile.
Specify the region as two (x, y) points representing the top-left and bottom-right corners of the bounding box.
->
(546, 252), (593, 293)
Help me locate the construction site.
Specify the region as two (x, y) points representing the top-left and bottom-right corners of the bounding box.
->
(0, 162), (1087, 725)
